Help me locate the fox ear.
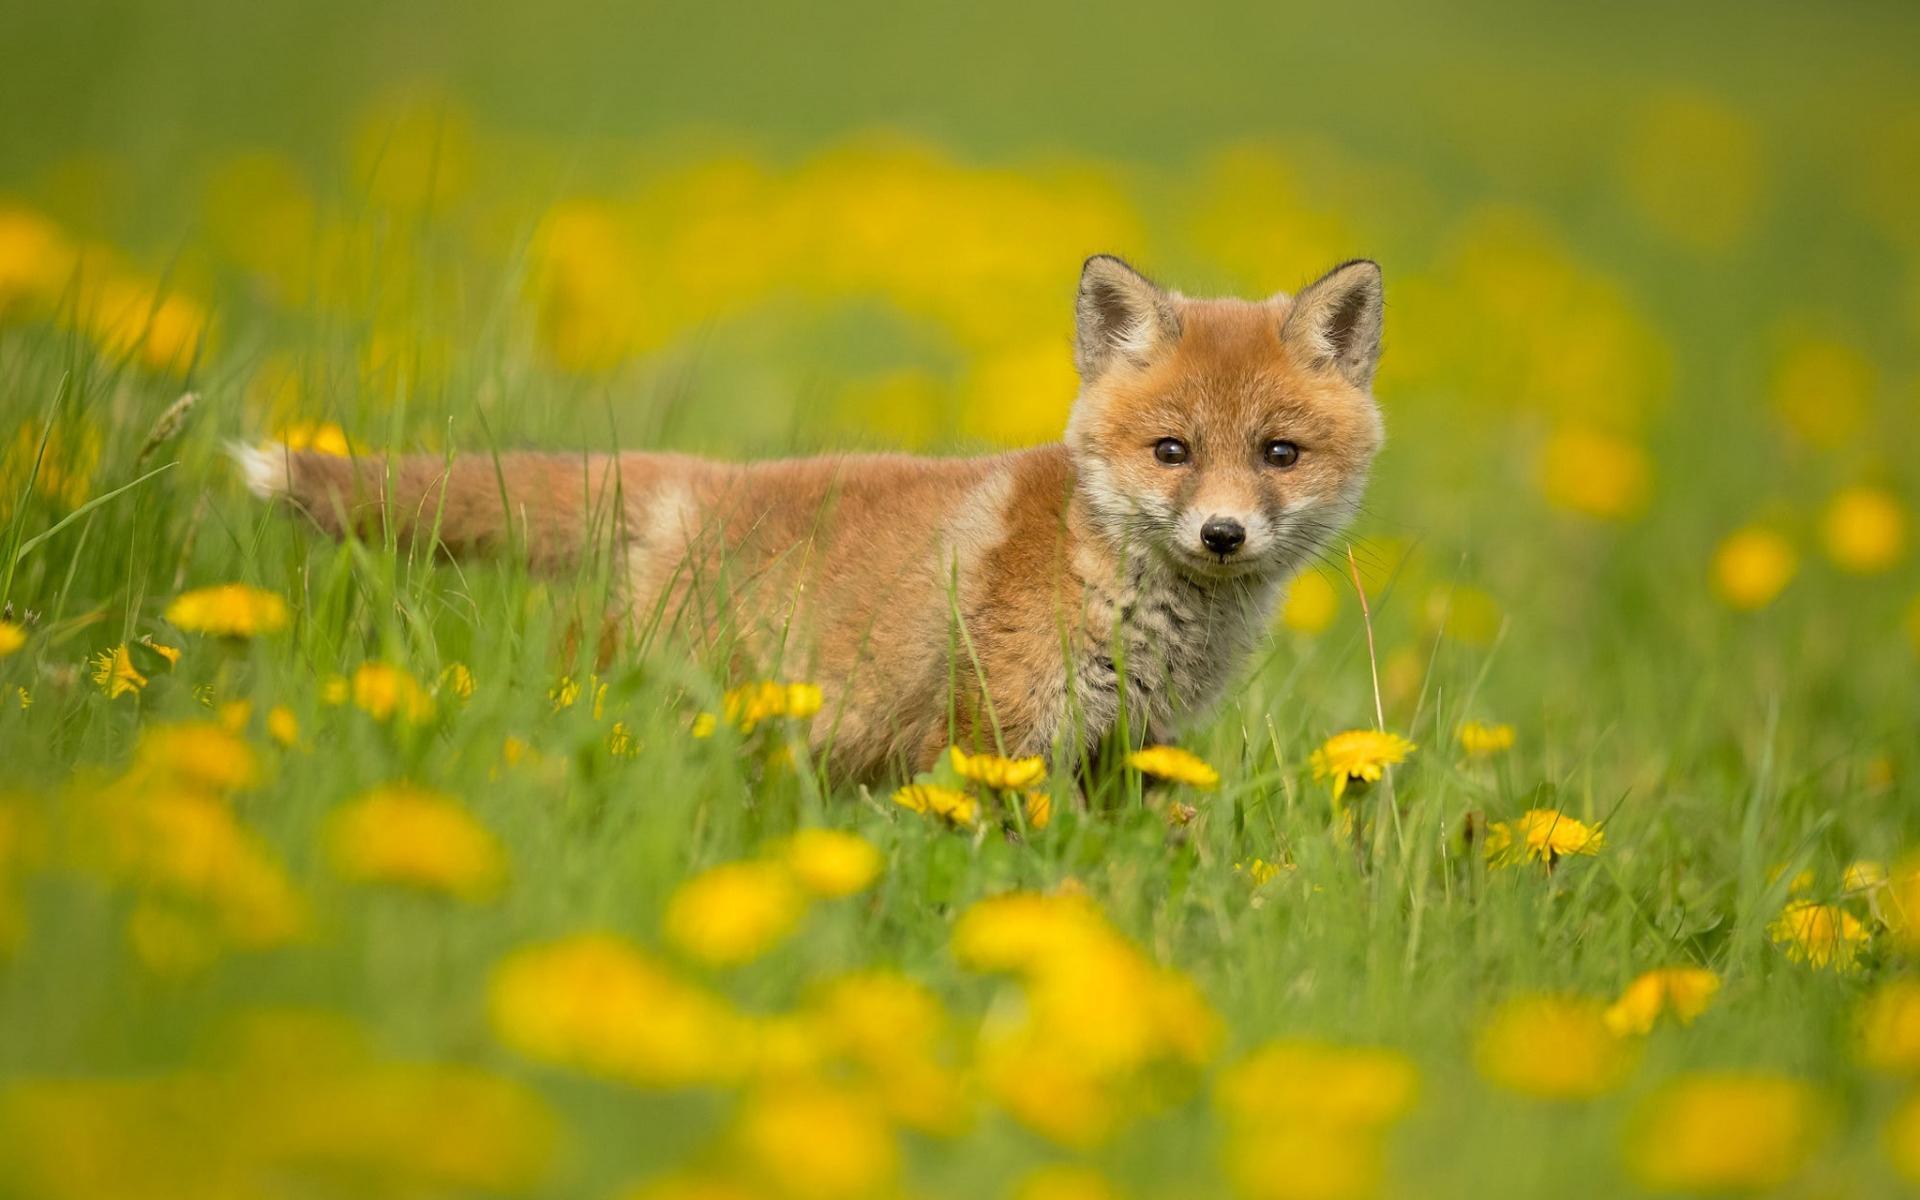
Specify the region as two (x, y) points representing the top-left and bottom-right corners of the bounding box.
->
(1281, 260), (1384, 390)
(1074, 255), (1181, 379)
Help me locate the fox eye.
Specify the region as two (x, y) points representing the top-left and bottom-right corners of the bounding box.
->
(1153, 437), (1190, 465)
(1263, 439), (1301, 469)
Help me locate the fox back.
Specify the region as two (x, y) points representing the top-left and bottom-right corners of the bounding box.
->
(240, 255), (1387, 783)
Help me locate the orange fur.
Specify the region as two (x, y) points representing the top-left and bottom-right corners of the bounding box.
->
(243, 257), (1387, 782)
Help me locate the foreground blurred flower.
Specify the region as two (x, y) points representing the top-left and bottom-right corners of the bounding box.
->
(133, 721), (260, 792)
(1279, 570), (1338, 634)
(165, 583), (289, 637)
(437, 662), (476, 700)
(701, 680), (824, 734)
(0, 621), (24, 657)
(1536, 426), (1651, 521)
(270, 420), (354, 456)
(1624, 1073), (1825, 1192)
(1484, 809), (1605, 868)
(1127, 745), (1220, 789)
(489, 933), (748, 1086)
(91, 639), (181, 698)
(949, 745), (1046, 790)
(1215, 1039), (1419, 1131)
(1604, 967), (1721, 1036)
(1310, 731), (1415, 801)
(1474, 994), (1635, 1099)
(664, 860), (805, 967)
(734, 1080), (898, 1200)
(778, 829), (883, 898)
(1711, 526), (1798, 611)
(1222, 1121), (1388, 1200)
(1821, 485), (1907, 574)
(1457, 720), (1514, 758)
(326, 785), (506, 902)
(892, 783), (979, 829)
(1770, 899), (1868, 971)
(1889, 1093), (1920, 1184)
(1022, 791), (1053, 830)
(1011, 1164), (1123, 1200)
(1856, 980), (1920, 1074)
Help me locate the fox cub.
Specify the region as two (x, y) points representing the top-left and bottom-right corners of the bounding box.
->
(240, 255), (1386, 782)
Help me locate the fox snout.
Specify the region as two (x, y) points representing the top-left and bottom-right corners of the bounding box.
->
(1199, 515), (1247, 556)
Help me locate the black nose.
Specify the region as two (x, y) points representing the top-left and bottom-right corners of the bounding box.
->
(1200, 517), (1246, 556)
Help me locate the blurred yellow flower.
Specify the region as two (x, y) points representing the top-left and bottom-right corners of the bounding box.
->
(265, 704), (299, 748)
(1536, 426), (1651, 521)
(664, 860), (805, 967)
(734, 1080), (897, 1200)
(1423, 583), (1503, 648)
(1770, 900), (1869, 971)
(1485, 809), (1605, 868)
(1215, 1039), (1419, 1130)
(961, 341), (1080, 447)
(701, 680), (824, 734)
(1771, 335), (1872, 449)
(1, 419), (99, 515)
(1821, 484), (1907, 574)
(1309, 730), (1414, 801)
(133, 721), (259, 792)
(892, 783), (979, 829)
(1127, 745), (1220, 789)
(271, 420), (355, 456)
(350, 92), (474, 214)
(949, 745), (1045, 790)
(1889, 1092), (1920, 1184)
(326, 784), (506, 902)
(1011, 1164), (1123, 1200)
(1624, 1073), (1825, 1192)
(1022, 791), (1052, 830)
(81, 275), (209, 373)
(0, 621), (25, 656)
(1890, 854), (1920, 952)
(550, 673), (607, 718)
(1279, 571), (1338, 634)
(1711, 525), (1797, 610)
(0, 205), (76, 315)
(1856, 980), (1920, 1075)
(1474, 994), (1635, 1100)
(1843, 859), (1888, 896)
(778, 829), (883, 898)
(488, 933), (748, 1086)
(1604, 967), (1721, 1036)
(1457, 720), (1515, 758)
(1221, 1121), (1388, 1200)
(1235, 858), (1285, 887)
(342, 662), (434, 723)
(1618, 91), (1765, 252)
(165, 583), (289, 637)
(437, 662), (476, 699)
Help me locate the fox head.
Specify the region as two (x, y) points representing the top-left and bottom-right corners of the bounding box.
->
(1064, 254), (1386, 584)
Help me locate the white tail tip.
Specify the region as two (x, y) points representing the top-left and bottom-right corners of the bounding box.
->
(227, 441), (291, 500)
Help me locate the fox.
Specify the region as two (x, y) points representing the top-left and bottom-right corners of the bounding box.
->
(236, 255), (1386, 784)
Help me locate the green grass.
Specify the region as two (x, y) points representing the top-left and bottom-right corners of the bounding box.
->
(2, 1), (1920, 1195)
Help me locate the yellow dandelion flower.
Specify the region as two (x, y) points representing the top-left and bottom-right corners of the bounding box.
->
(949, 744), (1046, 790)
(1018, 791), (1054, 831)
(1222, 1119), (1387, 1200)
(1484, 809), (1606, 867)
(1279, 570), (1338, 634)
(1856, 980), (1920, 1075)
(734, 1080), (897, 1200)
(1770, 335), (1870, 449)
(164, 583), (288, 637)
(1457, 720), (1515, 758)
(1216, 1039), (1420, 1130)
(690, 712), (718, 738)
(663, 860), (806, 967)
(892, 783), (980, 829)
(778, 829), (883, 898)
(1536, 426), (1652, 521)
(1309, 730), (1415, 801)
(0, 621), (25, 656)
(1474, 994), (1635, 1100)
(14, 687), (28, 710)
(1889, 1093), (1920, 1184)
(1822, 485), (1908, 574)
(488, 933), (748, 1086)
(438, 662), (476, 699)
(1011, 1164), (1123, 1200)
(1127, 744), (1220, 789)
(1618, 91), (1764, 252)
(1235, 858), (1285, 887)
(133, 721), (260, 792)
(1844, 859), (1888, 895)
(326, 784), (506, 902)
(90, 640), (181, 698)
(784, 682), (823, 718)
(347, 662), (434, 723)
(265, 705), (299, 748)
(549, 673), (606, 719)
(1625, 1073), (1825, 1193)
(1604, 967), (1721, 1036)
(1711, 526), (1797, 610)
(1770, 899), (1869, 971)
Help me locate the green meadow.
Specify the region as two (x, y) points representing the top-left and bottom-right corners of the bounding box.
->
(0, 1), (1918, 1196)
